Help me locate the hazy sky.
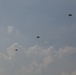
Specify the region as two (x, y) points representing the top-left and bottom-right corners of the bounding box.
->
(0, 0), (76, 75)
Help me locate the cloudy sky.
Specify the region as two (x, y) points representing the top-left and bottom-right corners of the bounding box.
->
(0, 0), (76, 75)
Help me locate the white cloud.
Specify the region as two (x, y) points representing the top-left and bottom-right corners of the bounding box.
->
(61, 70), (76, 75)
(61, 73), (69, 75)
(72, 70), (76, 75)
(26, 46), (55, 70)
(57, 46), (76, 58)
(7, 26), (14, 34)
(0, 43), (19, 61)
(0, 68), (5, 75)
(0, 43), (76, 75)
(15, 45), (76, 75)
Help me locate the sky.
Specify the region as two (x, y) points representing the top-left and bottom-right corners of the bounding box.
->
(0, 0), (76, 75)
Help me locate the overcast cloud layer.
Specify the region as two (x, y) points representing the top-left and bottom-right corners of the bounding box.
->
(0, 0), (76, 75)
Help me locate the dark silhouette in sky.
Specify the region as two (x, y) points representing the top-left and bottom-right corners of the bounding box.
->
(37, 36), (40, 38)
(15, 49), (18, 51)
(68, 14), (72, 16)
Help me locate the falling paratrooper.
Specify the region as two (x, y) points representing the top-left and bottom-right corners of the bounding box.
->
(15, 49), (18, 51)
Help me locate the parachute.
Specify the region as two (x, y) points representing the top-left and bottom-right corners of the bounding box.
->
(15, 49), (18, 51)
(68, 14), (72, 16)
(37, 36), (40, 38)
(68, 14), (72, 25)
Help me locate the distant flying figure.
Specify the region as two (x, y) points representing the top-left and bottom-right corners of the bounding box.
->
(68, 14), (72, 16)
(37, 36), (40, 38)
(15, 49), (18, 51)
